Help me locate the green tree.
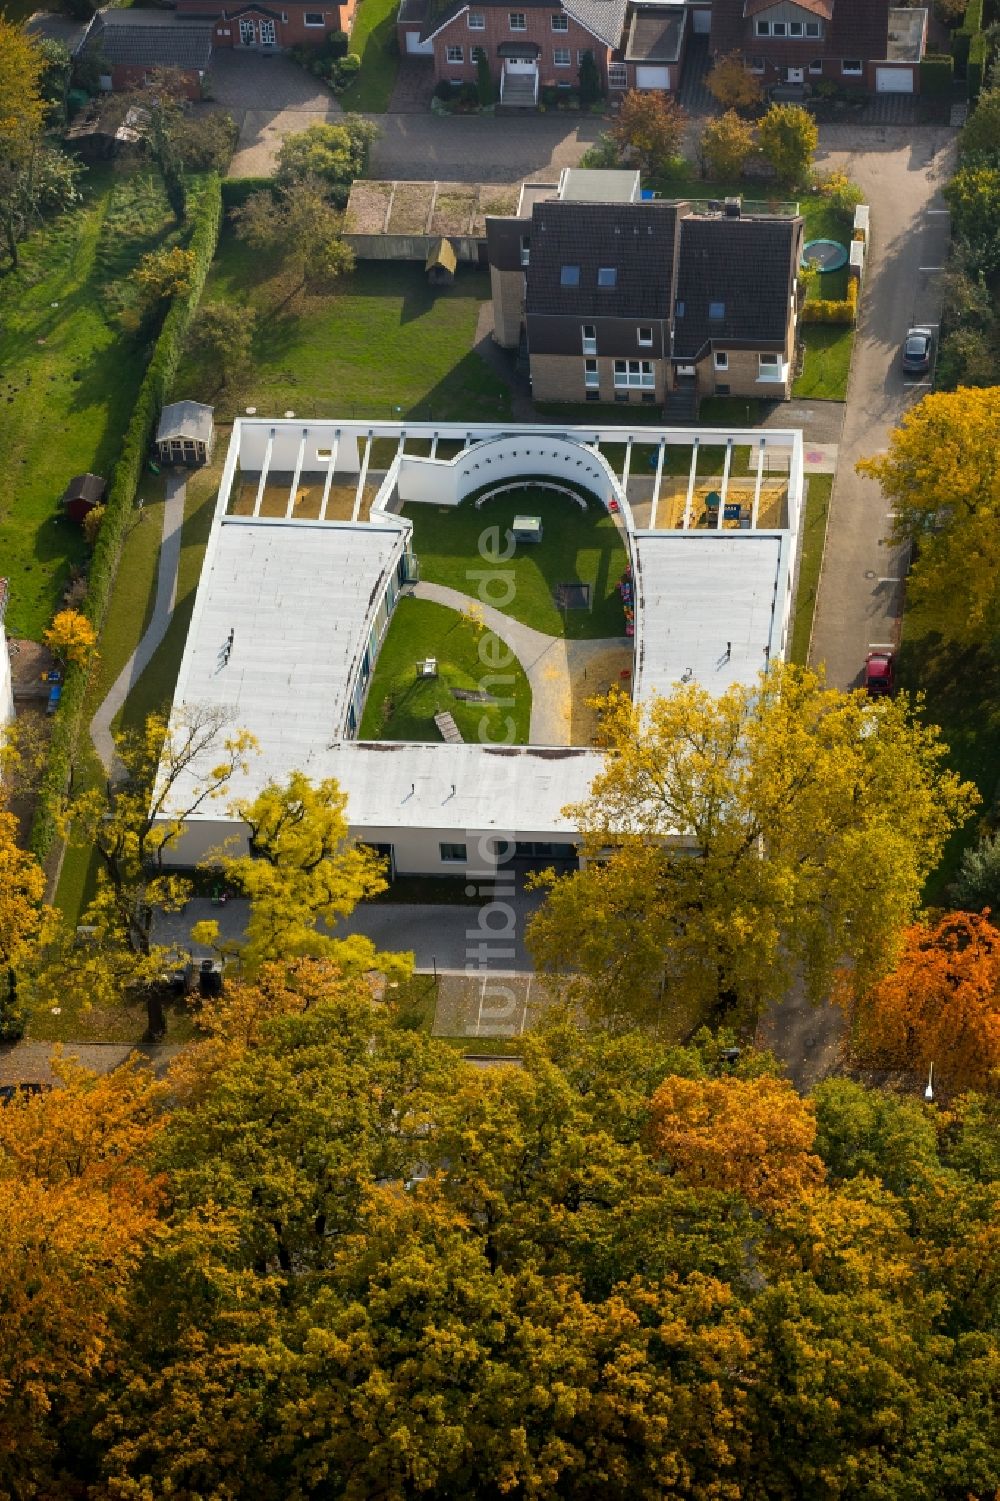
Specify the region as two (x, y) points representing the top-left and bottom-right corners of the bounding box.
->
(952, 830), (1000, 913)
(612, 89), (688, 176)
(475, 48), (493, 106)
(232, 178), (355, 290)
(274, 117), (378, 206)
(757, 102), (818, 186)
(578, 48), (601, 106)
(116, 69), (190, 223)
(527, 663), (976, 1029)
(185, 299), (257, 390)
(945, 160), (1000, 271)
(34, 37), (71, 126)
(699, 109), (757, 181)
(959, 85), (1000, 162)
(857, 387), (1000, 651)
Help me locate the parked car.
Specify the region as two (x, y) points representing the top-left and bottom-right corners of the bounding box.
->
(864, 650), (895, 696)
(901, 327), (933, 375)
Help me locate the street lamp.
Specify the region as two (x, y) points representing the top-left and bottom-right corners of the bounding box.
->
(924, 1061), (935, 1102)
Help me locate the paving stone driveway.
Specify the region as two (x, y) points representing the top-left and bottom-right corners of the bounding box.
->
(209, 50), (342, 176)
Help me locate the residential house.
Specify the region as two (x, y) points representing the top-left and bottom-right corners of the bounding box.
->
(80, 10), (214, 98)
(486, 168), (803, 408)
(396, 0), (702, 103)
(175, 0), (357, 51)
(709, 0), (928, 95)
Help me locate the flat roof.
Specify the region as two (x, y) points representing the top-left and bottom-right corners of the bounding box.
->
(626, 4), (685, 62)
(886, 6), (925, 60)
(558, 167), (641, 203)
(633, 533), (786, 701)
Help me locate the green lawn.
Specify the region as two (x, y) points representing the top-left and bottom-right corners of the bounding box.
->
(402, 487), (629, 639)
(173, 242), (510, 422)
(359, 597), (532, 744)
(788, 473), (832, 666)
(793, 324), (854, 400)
(0, 169), (180, 640)
(341, 0), (400, 111)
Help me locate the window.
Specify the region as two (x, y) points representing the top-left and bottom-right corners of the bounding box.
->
(789, 20), (802, 36)
(584, 357), (599, 388)
(509, 10), (526, 27)
(520, 234), (530, 266)
(709, 301), (725, 321)
(638, 326), (652, 346)
(755, 19), (769, 35)
(440, 843), (467, 863)
(471, 43), (485, 59)
(468, 9), (484, 24)
(608, 60), (627, 87)
(675, 299), (685, 318)
(614, 358), (654, 389)
(582, 323), (597, 353)
(550, 11), (568, 28)
(714, 351), (728, 370)
(304, 10), (324, 23)
(586, 389), (600, 401)
(715, 383), (730, 396)
(842, 58), (863, 75)
(577, 49), (591, 63)
(809, 57), (823, 74)
(258, 17), (276, 43)
(758, 353), (783, 381)
(446, 43), (463, 61)
(771, 21), (786, 35)
(805, 20), (821, 36)
(561, 264), (580, 286)
(554, 46), (570, 65)
(597, 266), (617, 288)
(749, 55), (765, 71)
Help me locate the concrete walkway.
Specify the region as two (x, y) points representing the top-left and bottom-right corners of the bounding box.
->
(91, 472), (186, 769)
(412, 580), (627, 747)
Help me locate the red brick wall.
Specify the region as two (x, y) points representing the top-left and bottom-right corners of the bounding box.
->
(423, 8), (613, 90)
(179, 0), (355, 48)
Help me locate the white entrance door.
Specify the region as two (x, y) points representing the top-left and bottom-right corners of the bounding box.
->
(239, 17), (255, 44)
(876, 66), (913, 92)
(636, 64), (670, 89)
(258, 17), (276, 44)
(787, 67), (805, 83)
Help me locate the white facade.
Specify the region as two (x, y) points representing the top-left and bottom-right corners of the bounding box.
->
(0, 582), (13, 731)
(160, 419), (804, 875)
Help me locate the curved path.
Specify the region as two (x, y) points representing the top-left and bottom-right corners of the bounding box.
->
(91, 471), (186, 770)
(412, 580), (628, 747)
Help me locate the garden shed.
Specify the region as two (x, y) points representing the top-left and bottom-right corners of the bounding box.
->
(60, 473), (107, 523)
(425, 238), (457, 284)
(155, 401), (215, 467)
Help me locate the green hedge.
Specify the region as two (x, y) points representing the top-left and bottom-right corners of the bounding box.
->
(801, 279), (858, 325)
(921, 53), (955, 96)
(221, 176), (276, 208)
(953, 0), (984, 71)
(968, 30), (989, 100)
(31, 175), (223, 862)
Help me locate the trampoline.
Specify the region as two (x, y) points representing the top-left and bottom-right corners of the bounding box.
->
(801, 238), (849, 273)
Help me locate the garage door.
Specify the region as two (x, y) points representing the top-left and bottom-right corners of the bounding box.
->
(876, 66), (913, 92)
(405, 30), (434, 54)
(636, 65), (670, 89)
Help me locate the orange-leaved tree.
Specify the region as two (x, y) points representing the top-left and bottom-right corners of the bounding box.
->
(649, 1073), (825, 1214)
(612, 90), (688, 176)
(854, 910), (1000, 1093)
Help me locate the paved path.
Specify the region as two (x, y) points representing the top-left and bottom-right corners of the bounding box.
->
(91, 472), (186, 769)
(807, 126), (957, 688)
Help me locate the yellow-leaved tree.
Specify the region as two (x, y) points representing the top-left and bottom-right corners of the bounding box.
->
(0, 808), (54, 1035)
(528, 663), (976, 1029)
(43, 607), (97, 668)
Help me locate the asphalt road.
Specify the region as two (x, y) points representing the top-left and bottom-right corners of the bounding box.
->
(807, 125), (957, 689)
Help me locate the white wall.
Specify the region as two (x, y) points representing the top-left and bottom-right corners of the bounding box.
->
(396, 434), (622, 511)
(0, 621), (13, 729)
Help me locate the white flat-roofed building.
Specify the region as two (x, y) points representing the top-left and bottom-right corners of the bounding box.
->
(160, 418), (803, 876)
(0, 580), (13, 730)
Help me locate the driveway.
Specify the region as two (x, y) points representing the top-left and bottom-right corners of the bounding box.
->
(807, 125), (957, 688)
(210, 51), (343, 176)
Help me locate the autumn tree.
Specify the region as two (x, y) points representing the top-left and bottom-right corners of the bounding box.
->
(43, 607), (96, 668)
(959, 83), (1000, 164)
(274, 116), (378, 206)
(853, 911), (1000, 1094)
(528, 663), (976, 1029)
(0, 809), (52, 1036)
(0, 20), (67, 269)
(131, 244), (196, 306)
(59, 706), (255, 1037)
(706, 51), (763, 113)
(757, 102), (818, 186)
(192, 770), (408, 980)
(232, 178), (355, 291)
(857, 387), (1000, 651)
(611, 89), (688, 176)
(946, 160), (1000, 271)
(699, 110), (757, 181)
(185, 299), (257, 390)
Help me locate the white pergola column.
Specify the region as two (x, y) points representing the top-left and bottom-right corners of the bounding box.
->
(253, 429), (274, 517)
(319, 430), (340, 520)
(716, 439), (734, 530)
(285, 429), (307, 519)
(430, 432), (439, 459)
(649, 439), (666, 530)
(682, 438), (699, 530)
(352, 431), (373, 522)
(620, 436), (633, 500)
(752, 437), (766, 529)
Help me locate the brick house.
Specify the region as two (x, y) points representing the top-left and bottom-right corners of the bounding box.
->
(80, 10), (214, 98)
(486, 168), (803, 408)
(396, 0), (702, 102)
(709, 0), (928, 95)
(175, 0), (357, 51)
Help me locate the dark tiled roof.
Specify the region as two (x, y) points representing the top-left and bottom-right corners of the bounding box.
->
(525, 200), (680, 320)
(87, 14), (214, 69)
(422, 0), (626, 45)
(672, 216), (801, 358)
(626, 4), (684, 62)
(711, 0), (890, 58)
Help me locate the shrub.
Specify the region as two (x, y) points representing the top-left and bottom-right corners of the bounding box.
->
(82, 505), (106, 549)
(579, 49), (601, 106)
(476, 48), (494, 107)
(922, 52), (956, 95)
(951, 830), (1000, 911)
(221, 176), (275, 208)
(434, 79), (455, 101)
(459, 80), (478, 105)
(968, 30), (989, 97)
(326, 28), (349, 59)
(817, 169), (864, 215)
(801, 278), (858, 324)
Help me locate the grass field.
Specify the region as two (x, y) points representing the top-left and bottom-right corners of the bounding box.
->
(402, 488), (629, 639)
(342, 0), (400, 111)
(0, 169), (180, 640)
(172, 244), (510, 422)
(360, 596), (532, 744)
(793, 324), (855, 400)
(788, 473), (833, 665)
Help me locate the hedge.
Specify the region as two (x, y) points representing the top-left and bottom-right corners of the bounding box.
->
(953, 0), (984, 69)
(31, 174), (223, 862)
(221, 175), (277, 208)
(801, 278), (858, 325)
(921, 53), (956, 97)
(968, 31), (989, 101)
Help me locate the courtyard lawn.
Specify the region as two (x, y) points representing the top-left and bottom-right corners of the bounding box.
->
(359, 597), (532, 744)
(402, 487), (629, 640)
(788, 473), (832, 665)
(342, 0), (400, 111)
(0, 169), (180, 640)
(172, 245), (510, 422)
(793, 324), (854, 401)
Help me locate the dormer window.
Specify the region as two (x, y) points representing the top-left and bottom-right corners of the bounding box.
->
(709, 301), (725, 321)
(561, 264), (580, 286)
(597, 266), (617, 288)
(675, 300), (685, 317)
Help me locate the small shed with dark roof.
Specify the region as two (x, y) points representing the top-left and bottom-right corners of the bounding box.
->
(425, 237), (457, 284)
(60, 473), (107, 523)
(155, 402), (215, 467)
